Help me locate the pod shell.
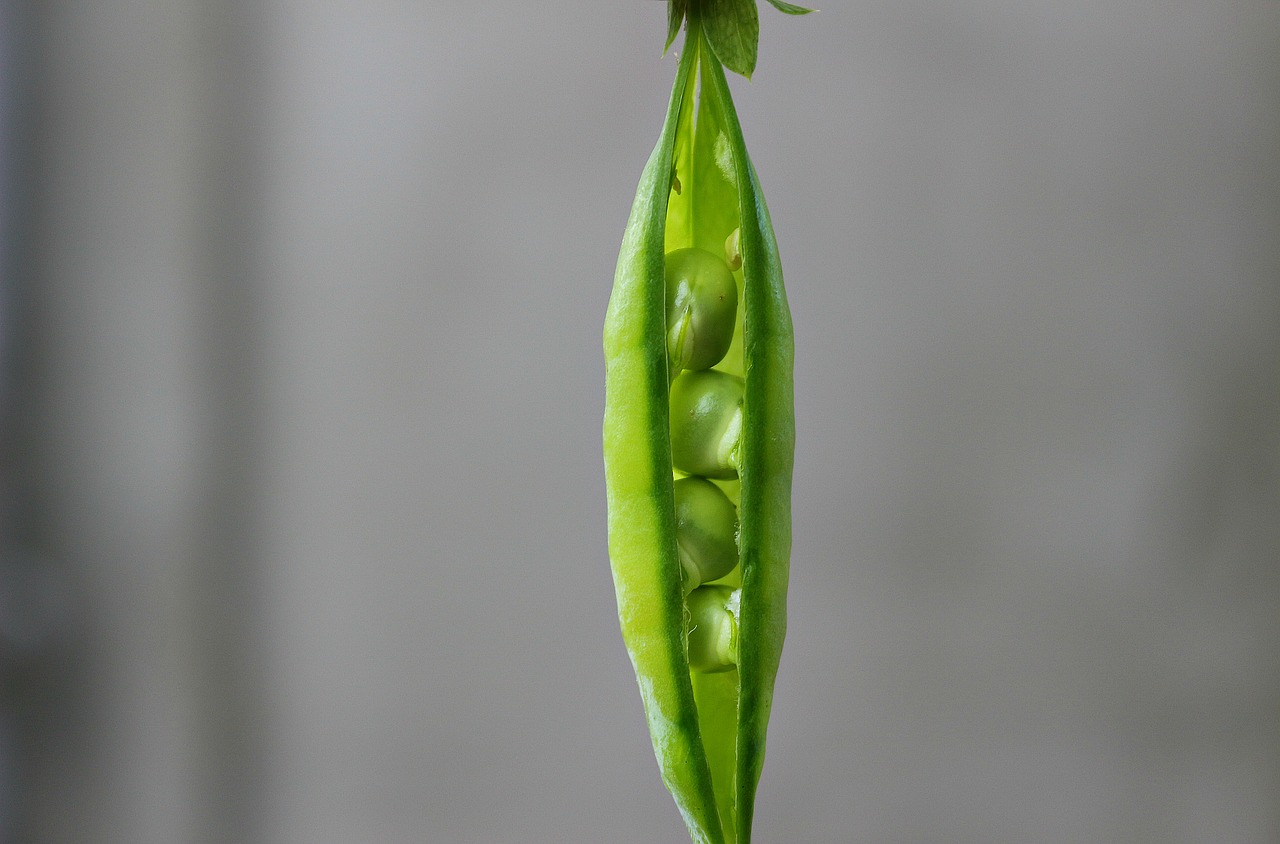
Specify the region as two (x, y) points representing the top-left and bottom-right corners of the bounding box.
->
(603, 26), (794, 844)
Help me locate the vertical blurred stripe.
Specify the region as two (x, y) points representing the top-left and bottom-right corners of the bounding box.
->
(0, 0), (13, 837)
(3, 2), (268, 841)
(0, 1), (31, 840)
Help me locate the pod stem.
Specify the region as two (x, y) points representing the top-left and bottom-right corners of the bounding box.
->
(671, 0), (814, 79)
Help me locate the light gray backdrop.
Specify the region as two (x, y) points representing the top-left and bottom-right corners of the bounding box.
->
(7, 1), (1279, 842)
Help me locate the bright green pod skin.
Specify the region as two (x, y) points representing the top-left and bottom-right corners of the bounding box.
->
(666, 247), (739, 377)
(674, 477), (740, 592)
(603, 15), (794, 844)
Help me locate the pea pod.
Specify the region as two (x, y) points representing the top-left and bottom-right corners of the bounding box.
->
(602, 6), (797, 842)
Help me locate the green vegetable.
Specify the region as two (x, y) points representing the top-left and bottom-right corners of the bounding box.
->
(674, 477), (740, 593)
(686, 585), (740, 673)
(665, 247), (739, 378)
(602, 3), (799, 842)
(670, 369), (745, 480)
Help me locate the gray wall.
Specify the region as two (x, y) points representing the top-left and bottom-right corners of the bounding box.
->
(6, 1), (1278, 842)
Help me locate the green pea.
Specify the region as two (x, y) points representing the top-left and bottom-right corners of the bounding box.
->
(602, 7), (799, 843)
(665, 247), (739, 377)
(670, 369), (744, 480)
(674, 477), (739, 592)
(685, 586), (739, 673)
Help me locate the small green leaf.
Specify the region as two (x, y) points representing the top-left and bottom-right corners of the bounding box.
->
(701, 0), (759, 79)
(666, 0), (688, 53)
(765, 0), (815, 14)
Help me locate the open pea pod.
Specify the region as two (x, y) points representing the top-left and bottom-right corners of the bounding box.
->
(603, 14), (795, 844)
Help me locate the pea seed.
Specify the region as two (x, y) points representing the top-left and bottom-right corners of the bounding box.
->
(665, 247), (739, 377)
(685, 585), (739, 673)
(673, 477), (739, 592)
(669, 369), (744, 479)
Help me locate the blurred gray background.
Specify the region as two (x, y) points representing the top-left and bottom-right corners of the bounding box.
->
(1, 1), (1278, 842)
